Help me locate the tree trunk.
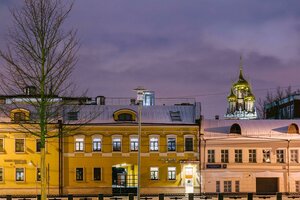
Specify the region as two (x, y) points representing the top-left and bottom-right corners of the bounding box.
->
(41, 147), (47, 200)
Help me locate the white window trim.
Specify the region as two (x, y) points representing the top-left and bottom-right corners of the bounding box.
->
(184, 135), (194, 152)
(150, 167), (159, 180)
(290, 148), (299, 163)
(112, 135), (122, 152)
(129, 135), (138, 152)
(92, 134), (103, 152)
(167, 166), (176, 181)
(74, 135), (85, 152)
(149, 135), (160, 152)
(167, 135), (177, 152)
(276, 148), (286, 163)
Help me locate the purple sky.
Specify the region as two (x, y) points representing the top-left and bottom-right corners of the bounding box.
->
(1, 0), (300, 119)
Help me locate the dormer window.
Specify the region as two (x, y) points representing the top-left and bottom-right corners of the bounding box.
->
(170, 111), (182, 121)
(10, 109), (30, 123)
(288, 123), (299, 134)
(230, 123), (241, 134)
(113, 109), (136, 122)
(67, 112), (78, 121)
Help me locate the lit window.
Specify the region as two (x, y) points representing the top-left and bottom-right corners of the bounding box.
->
(113, 138), (121, 151)
(15, 139), (25, 152)
(167, 137), (176, 151)
(291, 150), (298, 163)
(150, 167), (159, 180)
(76, 168), (84, 181)
(235, 149), (242, 163)
(224, 181), (232, 192)
(16, 168), (25, 181)
(93, 138), (102, 152)
(249, 149), (256, 163)
(75, 138), (84, 152)
(185, 137), (193, 151)
(276, 150), (285, 163)
(37, 168), (41, 181)
(168, 167), (176, 180)
(94, 168), (101, 181)
(130, 137), (138, 151)
(0, 168), (3, 182)
(150, 137), (159, 151)
(0, 138), (4, 152)
(263, 149), (271, 163)
(208, 150), (215, 163)
(221, 149), (229, 163)
(170, 111), (182, 121)
(36, 139), (41, 152)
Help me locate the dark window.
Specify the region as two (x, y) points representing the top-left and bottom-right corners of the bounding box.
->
(94, 168), (101, 181)
(0, 139), (4, 152)
(288, 123), (299, 134)
(113, 138), (121, 151)
(36, 139), (41, 152)
(118, 113), (133, 121)
(235, 149), (243, 163)
(67, 112), (78, 120)
(168, 138), (176, 151)
(185, 138), (193, 151)
(221, 149), (229, 163)
(37, 168), (41, 181)
(14, 112), (26, 122)
(170, 111), (182, 121)
(15, 139), (25, 152)
(230, 123), (241, 134)
(76, 168), (84, 181)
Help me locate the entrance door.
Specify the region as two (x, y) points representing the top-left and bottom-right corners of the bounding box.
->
(185, 167), (194, 193)
(256, 178), (278, 194)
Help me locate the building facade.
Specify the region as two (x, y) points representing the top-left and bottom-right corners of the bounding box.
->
(201, 119), (300, 193)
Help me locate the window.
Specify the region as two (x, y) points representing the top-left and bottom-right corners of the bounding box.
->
(216, 181), (220, 193)
(36, 139), (41, 152)
(130, 137), (138, 151)
(37, 168), (41, 181)
(168, 167), (176, 180)
(150, 167), (159, 180)
(16, 168), (25, 181)
(113, 109), (136, 122)
(75, 138), (84, 152)
(235, 149), (242, 163)
(170, 111), (182, 121)
(263, 149), (271, 163)
(249, 149), (257, 163)
(296, 181), (300, 192)
(15, 139), (25, 152)
(67, 112), (78, 120)
(76, 168), (84, 181)
(235, 181), (240, 192)
(118, 113), (134, 121)
(276, 149), (285, 163)
(224, 181), (232, 192)
(230, 124), (241, 134)
(185, 137), (193, 151)
(14, 112), (26, 122)
(288, 123), (299, 134)
(0, 168), (3, 182)
(291, 150), (298, 163)
(221, 149), (229, 163)
(208, 150), (215, 163)
(0, 138), (4, 152)
(93, 168), (101, 181)
(167, 137), (176, 151)
(93, 138), (101, 152)
(150, 137), (159, 151)
(113, 138), (121, 151)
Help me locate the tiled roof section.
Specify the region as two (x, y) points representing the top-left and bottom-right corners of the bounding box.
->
(67, 104), (199, 124)
(202, 119), (300, 139)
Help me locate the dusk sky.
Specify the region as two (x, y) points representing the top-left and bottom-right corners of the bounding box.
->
(1, 0), (300, 119)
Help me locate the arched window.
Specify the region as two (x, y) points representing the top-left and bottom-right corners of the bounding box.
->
(113, 109), (136, 122)
(10, 108), (30, 123)
(230, 123), (241, 134)
(288, 123), (299, 134)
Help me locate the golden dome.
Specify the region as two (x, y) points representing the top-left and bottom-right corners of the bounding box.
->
(245, 90), (255, 101)
(233, 68), (250, 90)
(227, 88), (237, 102)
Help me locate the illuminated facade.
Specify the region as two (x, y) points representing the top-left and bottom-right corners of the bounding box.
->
(201, 119), (300, 193)
(225, 57), (257, 119)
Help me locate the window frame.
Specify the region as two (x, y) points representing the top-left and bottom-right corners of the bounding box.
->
(167, 136), (176, 152)
(112, 136), (122, 152)
(249, 149), (257, 163)
(263, 149), (271, 163)
(149, 136), (159, 152)
(93, 167), (102, 181)
(235, 149), (242, 163)
(276, 149), (285, 163)
(36, 168), (41, 182)
(150, 167), (159, 180)
(130, 136), (139, 152)
(290, 149), (299, 163)
(208, 149), (215, 163)
(76, 168), (84, 181)
(36, 139), (41, 153)
(184, 136), (194, 152)
(167, 167), (176, 181)
(221, 149), (229, 163)
(224, 180), (232, 192)
(16, 168), (25, 182)
(0, 138), (4, 152)
(15, 138), (25, 153)
(74, 137), (84, 152)
(92, 135), (102, 152)
(0, 168), (3, 182)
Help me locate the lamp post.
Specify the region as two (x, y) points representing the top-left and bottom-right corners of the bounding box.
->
(134, 86), (146, 200)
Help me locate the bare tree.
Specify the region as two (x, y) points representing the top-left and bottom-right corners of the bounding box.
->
(0, 0), (78, 199)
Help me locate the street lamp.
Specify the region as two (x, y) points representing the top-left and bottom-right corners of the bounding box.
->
(134, 86), (146, 200)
